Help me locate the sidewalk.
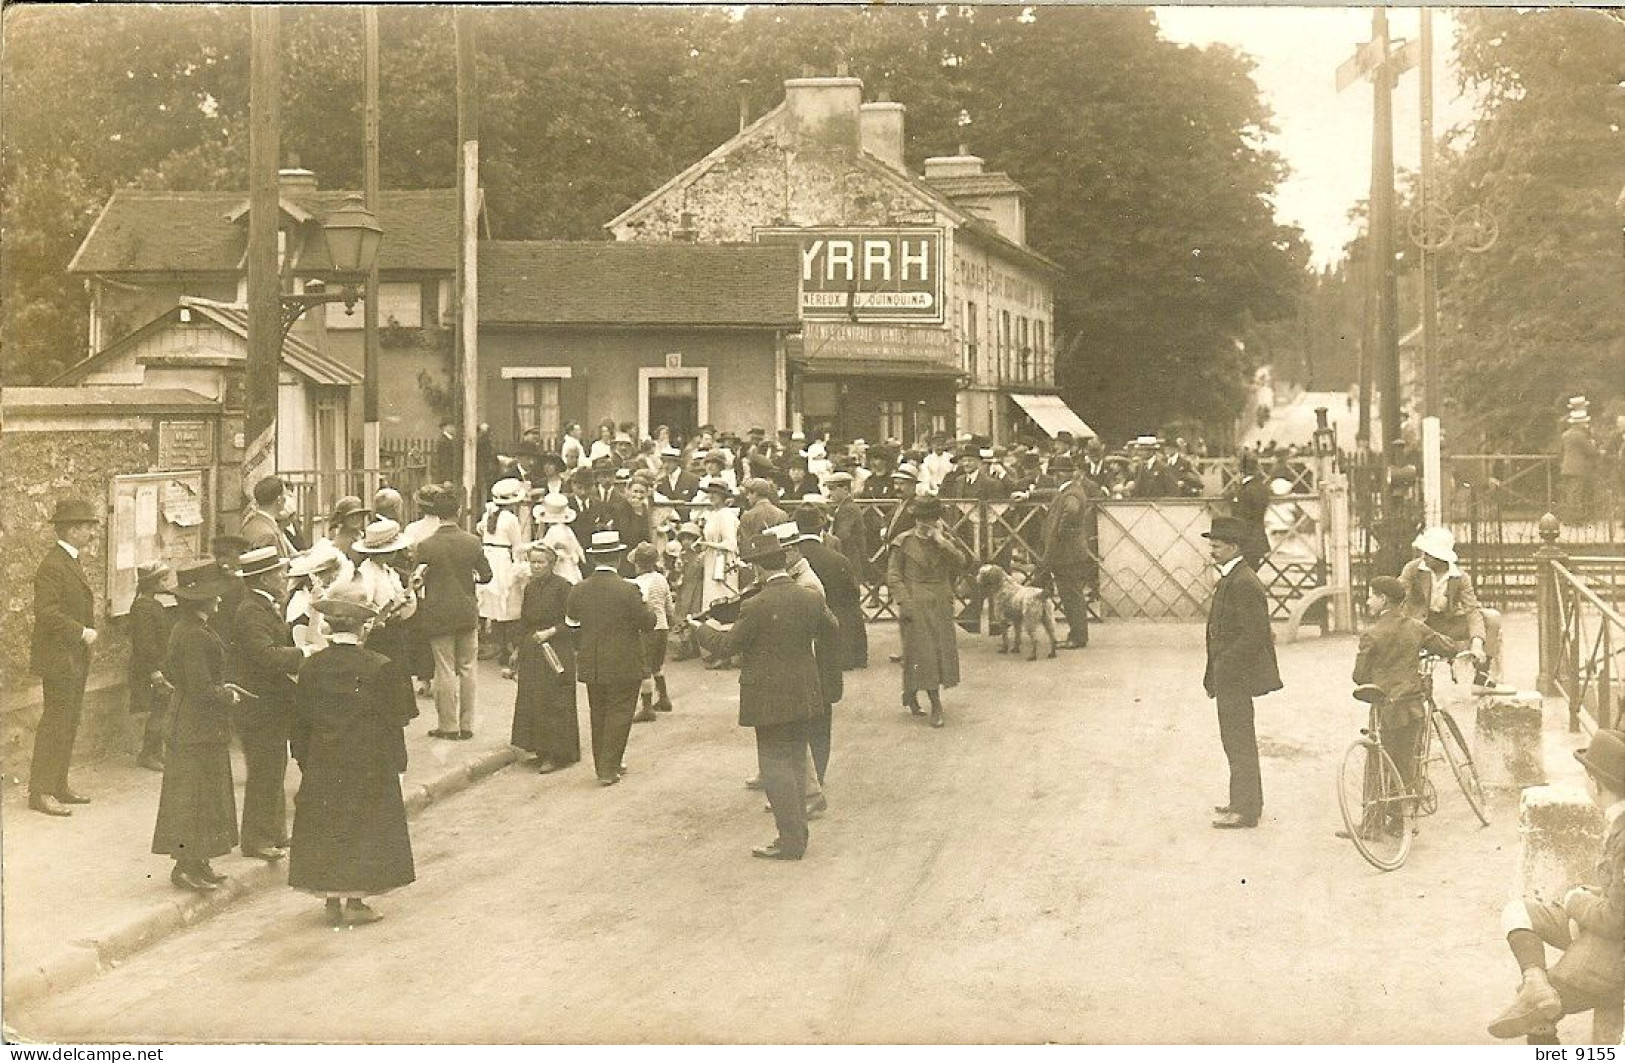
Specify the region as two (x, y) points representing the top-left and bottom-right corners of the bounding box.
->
(2, 658), (523, 1008)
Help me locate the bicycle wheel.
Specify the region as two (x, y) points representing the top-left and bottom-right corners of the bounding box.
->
(1337, 740), (1415, 871)
(1433, 708), (1490, 826)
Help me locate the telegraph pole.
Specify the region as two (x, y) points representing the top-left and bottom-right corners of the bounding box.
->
(244, 7), (281, 500)
(1369, 8), (1401, 468)
(363, 6), (382, 499)
(454, 9), (480, 518)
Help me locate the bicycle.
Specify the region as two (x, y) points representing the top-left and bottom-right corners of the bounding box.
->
(1336, 651), (1491, 871)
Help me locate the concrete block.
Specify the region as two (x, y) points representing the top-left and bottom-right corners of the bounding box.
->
(1518, 784), (1604, 901)
(1475, 692), (1546, 791)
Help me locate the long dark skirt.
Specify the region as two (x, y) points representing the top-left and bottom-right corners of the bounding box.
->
(288, 769), (415, 896)
(151, 743), (238, 860)
(510, 642), (579, 765)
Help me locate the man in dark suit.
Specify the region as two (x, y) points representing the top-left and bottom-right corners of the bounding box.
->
(940, 449), (1010, 502)
(657, 447), (700, 503)
(695, 533), (838, 860)
(1038, 456), (1099, 650)
(28, 498), (101, 816)
(566, 530), (656, 786)
(576, 464), (632, 541)
(231, 546), (306, 859)
(415, 488), (493, 740)
(241, 476), (300, 558)
(1203, 515), (1283, 829)
(793, 510), (858, 797)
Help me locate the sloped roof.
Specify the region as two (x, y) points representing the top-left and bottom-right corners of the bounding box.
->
(2, 386), (217, 413)
(48, 298), (362, 387)
(925, 172), (1028, 199)
(69, 188), (461, 274)
(481, 242), (801, 328)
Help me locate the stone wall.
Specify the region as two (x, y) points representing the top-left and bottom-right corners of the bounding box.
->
(1, 428), (156, 782)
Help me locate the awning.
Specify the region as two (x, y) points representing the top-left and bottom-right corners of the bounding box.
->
(1010, 393), (1095, 439)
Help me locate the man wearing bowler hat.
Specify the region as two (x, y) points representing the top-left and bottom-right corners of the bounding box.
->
(232, 545), (307, 860)
(1203, 515), (1282, 830)
(1486, 728), (1625, 1041)
(565, 530), (656, 786)
(28, 498), (102, 816)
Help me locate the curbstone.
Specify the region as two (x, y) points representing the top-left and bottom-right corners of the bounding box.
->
(1475, 692), (1546, 791)
(8, 746), (522, 1011)
(1517, 783), (1604, 901)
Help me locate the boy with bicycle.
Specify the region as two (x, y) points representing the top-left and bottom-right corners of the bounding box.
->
(1344, 576), (1464, 835)
(1487, 728), (1625, 1042)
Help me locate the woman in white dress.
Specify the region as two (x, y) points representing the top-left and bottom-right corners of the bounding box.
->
(534, 492), (585, 585)
(694, 479), (739, 610)
(478, 478), (528, 670)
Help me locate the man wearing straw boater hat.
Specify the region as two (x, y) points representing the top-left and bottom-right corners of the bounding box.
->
(232, 545), (305, 861)
(565, 529), (656, 786)
(28, 497), (102, 816)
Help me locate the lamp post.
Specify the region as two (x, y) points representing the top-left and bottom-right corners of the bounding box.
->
(278, 193), (384, 341)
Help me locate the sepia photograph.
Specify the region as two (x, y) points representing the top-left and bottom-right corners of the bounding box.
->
(1, 1), (1622, 1046)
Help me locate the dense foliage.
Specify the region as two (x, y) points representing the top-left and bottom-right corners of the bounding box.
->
(1434, 9), (1624, 449)
(1, 5), (1306, 439)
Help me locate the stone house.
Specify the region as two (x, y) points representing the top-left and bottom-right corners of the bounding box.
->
(605, 72), (1086, 445)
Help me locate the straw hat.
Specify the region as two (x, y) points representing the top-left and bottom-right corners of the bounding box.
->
(490, 478), (526, 506)
(536, 493), (578, 524)
(584, 529), (627, 556)
(1412, 526), (1458, 565)
(288, 546), (345, 580)
(352, 518), (408, 554)
(236, 545), (287, 579)
(136, 560), (174, 590)
(312, 579), (379, 622)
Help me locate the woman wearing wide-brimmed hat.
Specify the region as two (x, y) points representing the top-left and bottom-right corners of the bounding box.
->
(509, 542), (579, 773)
(288, 581), (416, 928)
(533, 492), (585, 585)
(151, 560), (243, 892)
(285, 544), (347, 654)
(478, 477), (529, 668)
(351, 518), (419, 671)
(128, 561), (176, 772)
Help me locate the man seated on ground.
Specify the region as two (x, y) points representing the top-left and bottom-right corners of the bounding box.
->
(1343, 576), (1464, 835)
(1486, 729), (1625, 1042)
(1399, 527), (1514, 696)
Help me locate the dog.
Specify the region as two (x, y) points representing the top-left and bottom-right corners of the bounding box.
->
(975, 564), (1057, 661)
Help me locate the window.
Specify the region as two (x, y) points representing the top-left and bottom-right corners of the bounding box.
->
(514, 379), (561, 439)
(879, 400), (905, 443)
(327, 280), (424, 330)
(964, 301), (979, 377)
(1035, 320), (1048, 382)
(930, 413), (949, 437)
(998, 310), (1011, 382)
(1018, 317), (1031, 382)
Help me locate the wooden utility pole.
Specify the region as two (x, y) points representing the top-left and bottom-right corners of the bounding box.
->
(1337, 9), (1414, 467)
(363, 6), (382, 499)
(454, 8), (480, 518)
(244, 7), (282, 500)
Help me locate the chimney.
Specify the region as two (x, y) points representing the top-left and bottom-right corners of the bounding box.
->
(782, 71), (864, 154)
(737, 79), (753, 133)
(923, 154), (985, 180)
(860, 95), (907, 172)
(278, 154), (318, 198)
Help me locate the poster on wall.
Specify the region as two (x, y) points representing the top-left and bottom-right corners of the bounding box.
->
(755, 227), (944, 324)
(107, 471), (206, 617)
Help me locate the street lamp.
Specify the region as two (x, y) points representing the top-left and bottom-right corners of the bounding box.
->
(279, 192), (383, 340)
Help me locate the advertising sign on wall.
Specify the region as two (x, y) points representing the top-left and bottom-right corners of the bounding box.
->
(756, 228), (944, 324)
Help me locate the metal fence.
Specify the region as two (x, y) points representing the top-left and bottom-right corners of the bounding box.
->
(1542, 558), (1624, 734)
(281, 464), (431, 543)
(776, 495), (1326, 624)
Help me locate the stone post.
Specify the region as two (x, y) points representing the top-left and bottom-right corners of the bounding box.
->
(1533, 513), (1566, 699)
(1517, 784), (1603, 901)
(1475, 692), (1546, 791)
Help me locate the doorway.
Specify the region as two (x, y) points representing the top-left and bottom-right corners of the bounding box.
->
(640, 367), (709, 445)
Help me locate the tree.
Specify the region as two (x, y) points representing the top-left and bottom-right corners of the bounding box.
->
(1435, 9), (1625, 449)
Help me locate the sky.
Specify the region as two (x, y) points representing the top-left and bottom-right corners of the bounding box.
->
(1152, 6), (1479, 269)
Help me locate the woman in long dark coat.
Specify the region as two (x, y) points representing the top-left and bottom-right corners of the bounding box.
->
(288, 582), (417, 927)
(510, 543), (579, 773)
(151, 560), (242, 892)
(885, 497), (973, 729)
(128, 561), (176, 771)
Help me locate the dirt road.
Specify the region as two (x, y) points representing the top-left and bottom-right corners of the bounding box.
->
(8, 621), (1559, 1044)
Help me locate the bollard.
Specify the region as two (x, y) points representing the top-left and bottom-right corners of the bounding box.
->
(1517, 784), (1604, 902)
(1475, 692), (1547, 791)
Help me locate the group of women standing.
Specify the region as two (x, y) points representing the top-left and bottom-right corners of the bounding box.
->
(150, 552), (417, 927)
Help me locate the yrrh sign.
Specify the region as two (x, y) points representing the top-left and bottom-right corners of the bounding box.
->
(757, 228), (944, 323)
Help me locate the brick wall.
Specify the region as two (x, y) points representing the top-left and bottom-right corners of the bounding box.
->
(1, 428), (156, 782)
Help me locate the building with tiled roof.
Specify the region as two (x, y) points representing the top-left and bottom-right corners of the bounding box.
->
(479, 241), (802, 445)
(605, 72), (1077, 445)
